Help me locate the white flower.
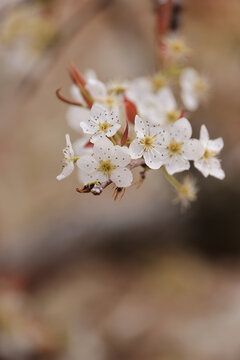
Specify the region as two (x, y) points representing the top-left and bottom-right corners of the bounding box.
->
(129, 115), (169, 169)
(57, 134), (76, 181)
(77, 138), (133, 187)
(194, 125), (225, 179)
(174, 176), (198, 209)
(152, 87), (180, 125)
(158, 117), (204, 175)
(180, 68), (208, 111)
(80, 103), (121, 143)
(163, 35), (190, 61)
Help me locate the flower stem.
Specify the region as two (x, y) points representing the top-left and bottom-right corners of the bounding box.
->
(110, 137), (117, 146)
(162, 166), (182, 192)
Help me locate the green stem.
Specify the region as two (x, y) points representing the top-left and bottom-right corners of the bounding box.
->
(162, 166), (182, 192)
(110, 137), (116, 146)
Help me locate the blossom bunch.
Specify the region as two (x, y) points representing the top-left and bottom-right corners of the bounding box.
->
(57, 37), (225, 206)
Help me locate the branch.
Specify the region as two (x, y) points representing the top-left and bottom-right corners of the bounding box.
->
(76, 158), (146, 195)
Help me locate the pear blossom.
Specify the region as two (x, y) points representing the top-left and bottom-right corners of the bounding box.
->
(151, 87), (180, 125)
(80, 103), (121, 143)
(57, 134), (77, 181)
(162, 35), (190, 62)
(174, 176), (198, 209)
(158, 117), (204, 175)
(77, 138), (133, 187)
(129, 115), (169, 169)
(180, 68), (208, 111)
(194, 125), (225, 179)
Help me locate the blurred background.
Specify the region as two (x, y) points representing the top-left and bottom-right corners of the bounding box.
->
(0, 0), (240, 359)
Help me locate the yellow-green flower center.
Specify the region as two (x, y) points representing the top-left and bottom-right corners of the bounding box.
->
(98, 160), (116, 175)
(151, 74), (167, 92)
(99, 121), (111, 133)
(140, 135), (156, 151)
(202, 149), (215, 160)
(167, 110), (180, 124)
(194, 78), (207, 94)
(168, 140), (182, 156)
(102, 96), (117, 108)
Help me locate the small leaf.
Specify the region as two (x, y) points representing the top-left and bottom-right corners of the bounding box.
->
(179, 109), (184, 119)
(124, 95), (138, 124)
(121, 117), (129, 146)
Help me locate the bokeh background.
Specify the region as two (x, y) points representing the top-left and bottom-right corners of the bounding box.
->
(0, 0), (240, 359)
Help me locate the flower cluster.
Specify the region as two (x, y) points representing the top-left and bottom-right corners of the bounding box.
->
(56, 37), (224, 206)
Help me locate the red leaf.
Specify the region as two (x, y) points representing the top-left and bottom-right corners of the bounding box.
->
(124, 96), (138, 124)
(179, 109), (184, 119)
(121, 118), (129, 146)
(68, 64), (93, 109)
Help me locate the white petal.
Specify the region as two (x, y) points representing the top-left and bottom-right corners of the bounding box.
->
(57, 162), (74, 181)
(180, 68), (198, 91)
(200, 124), (209, 143)
(129, 139), (144, 159)
(194, 159), (210, 177)
(111, 167), (133, 187)
(90, 133), (108, 144)
(107, 107), (120, 125)
(135, 115), (149, 137)
(165, 155), (190, 174)
(106, 123), (121, 137)
(65, 134), (74, 157)
(84, 69), (97, 80)
(80, 118), (98, 134)
(181, 90), (198, 111)
(93, 138), (114, 161)
(112, 146), (131, 167)
(170, 117), (192, 142)
(143, 148), (167, 169)
(90, 103), (109, 121)
(157, 87), (176, 112)
(67, 106), (90, 132)
(208, 138), (224, 153)
(70, 84), (85, 104)
(86, 79), (107, 99)
(77, 155), (99, 172)
(209, 158), (225, 179)
(182, 139), (204, 161)
(80, 170), (108, 185)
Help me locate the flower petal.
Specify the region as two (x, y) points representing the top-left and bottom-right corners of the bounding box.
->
(112, 146), (131, 167)
(77, 155), (99, 173)
(165, 155), (190, 175)
(111, 167), (133, 187)
(80, 170), (108, 185)
(93, 138), (114, 161)
(181, 90), (198, 111)
(200, 124), (209, 143)
(135, 115), (149, 137)
(143, 148), (166, 169)
(57, 162), (74, 181)
(106, 123), (121, 137)
(182, 139), (204, 161)
(86, 79), (107, 99)
(208, 138), (224, 153)
(129, 139), (144, 159)
(209, 158), (225, 179)
(67, 106), (90, 132)
(170, 117), (192, 142)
